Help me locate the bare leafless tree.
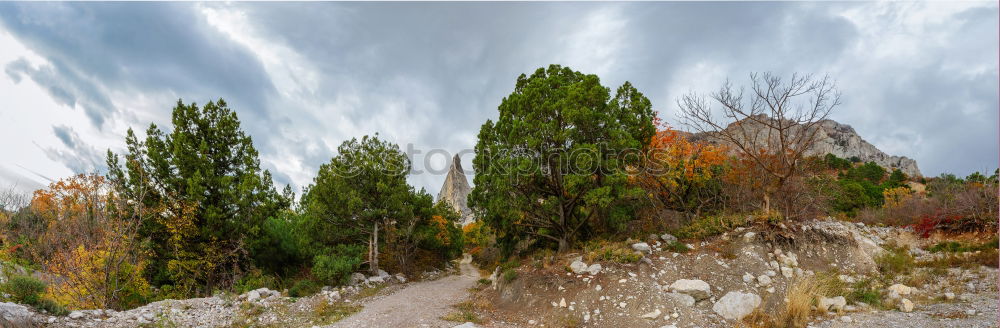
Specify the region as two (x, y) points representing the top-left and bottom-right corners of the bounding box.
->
(678, 72), (841, 214)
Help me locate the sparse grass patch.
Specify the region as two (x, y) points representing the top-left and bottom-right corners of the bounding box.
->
(311, 300), (362, 325)
(846, 278), (883, 308)
(582, 240), (642, 263)
(440, 301), (481, 323)
(927, 238), (998, 253)
(666, 241), (692, 254)
(354, 283), (386, 299)
(876, 244), (915, 276)
(672, 213), (754, 240)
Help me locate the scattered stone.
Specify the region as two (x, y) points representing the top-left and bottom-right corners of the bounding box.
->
(452, 322), (479, 328)
(661, 233), (678, 243)
(818, 296), (846, 312)
(666, 292), (696, 307)
(712, 291), (762, 321)
(757, 275), (772, 287)
(669, 279), (712, 300)
(841, 316), (853, 323)
(781, 267), (794, 278)
(350, 272), (366, 285)
(69, 310), (85, 319)
(743, 232), (756, 242)
(632, 242), (651, 253)
(641, 309), (661, 319)
(898, 298), (914, 312)
(742, 273), (755, 283)
(559, 298), (567, 308)
(944, 292), (955, 300)
(569, 260), (588, 274)
(586, 263), (602, 275)
(888, 284), (912, 296)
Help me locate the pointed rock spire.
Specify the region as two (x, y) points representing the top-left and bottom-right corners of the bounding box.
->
(437, 154), (473, 225)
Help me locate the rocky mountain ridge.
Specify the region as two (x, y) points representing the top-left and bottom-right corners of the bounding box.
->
(692, 117), (922, 177)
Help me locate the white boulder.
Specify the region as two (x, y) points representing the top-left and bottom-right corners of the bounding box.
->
(586, 263), (602, 275)
(898, 298), (914, 312)
(888, 284), (912, 296)
(669, 279), (712, 300)
(569, 260), (588, 274)
(818, 296), (847, 312)
(632, 242), (651, 253)
(712, 291), (762, 321)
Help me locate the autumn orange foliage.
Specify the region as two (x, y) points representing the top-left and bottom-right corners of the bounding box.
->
(27, 174), (150, 310)
(635, 120), (728, 218)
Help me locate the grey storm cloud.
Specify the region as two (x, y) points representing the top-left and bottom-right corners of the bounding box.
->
(42, 125), (106, 174)
(0, 2), (995, 195)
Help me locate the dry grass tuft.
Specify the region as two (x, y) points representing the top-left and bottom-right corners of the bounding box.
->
(744, 276), (834, 328)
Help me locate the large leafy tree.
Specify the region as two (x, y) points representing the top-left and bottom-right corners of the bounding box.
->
(107, 99), (287, 295)
(301, 134), (415, 275)
(470, 65), (656, 253)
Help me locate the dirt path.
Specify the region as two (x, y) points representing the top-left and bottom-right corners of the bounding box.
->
(329, 255), (481, 328)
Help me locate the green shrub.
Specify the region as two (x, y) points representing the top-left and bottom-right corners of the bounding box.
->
(234, 269), (278, 294)
(582, 240), (642, 263)
(665, 241), (691, 253)
(3, 275), (46, 305)
(312, 246), (363, 285)
(847, 279), (882, 307)
(672, 213), (753, 240)
(289, 279), (320, 297)
(876, 245), (915, 276)
(502, 269), (518, 282)
(35, 298), (68, 315)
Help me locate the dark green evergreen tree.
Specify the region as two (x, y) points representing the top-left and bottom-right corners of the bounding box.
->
(469, 65), (656, 253)
(107, 99), (287, 294)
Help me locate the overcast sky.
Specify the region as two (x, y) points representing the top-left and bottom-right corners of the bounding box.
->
(0, 1), (996, 196)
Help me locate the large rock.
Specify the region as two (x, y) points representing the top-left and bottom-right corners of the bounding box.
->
(569, 260), (588, 274)
(818, 296), (847, 312)
(712, 291), (762, 321)
(0, 302), (33, 323)
(350, 272), (366, 285)
(437, 154), (474, 225)
(669, 279), (712, 300)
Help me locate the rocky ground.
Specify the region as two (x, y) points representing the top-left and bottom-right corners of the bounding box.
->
(469, 219), (998, 328)
(1, 219), (996, 328)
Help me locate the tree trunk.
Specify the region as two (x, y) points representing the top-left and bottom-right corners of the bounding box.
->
(558, 237), (568, 253)
(370, 222), (380, 275)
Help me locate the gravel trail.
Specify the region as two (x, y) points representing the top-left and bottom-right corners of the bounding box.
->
(329, 255), (480, 328)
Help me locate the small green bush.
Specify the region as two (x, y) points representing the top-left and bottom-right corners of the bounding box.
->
(665, 241), (691, 253)
(36, 298), (68, 316)
(289, 279), (320, 297)
(312, 245), (364, 285)
(673, 213), (753, 240)
(876, 245), (915, 276)
(234, 269), (278, 294)
(502, 268), (518, 282)
(3, 275), (46, 305)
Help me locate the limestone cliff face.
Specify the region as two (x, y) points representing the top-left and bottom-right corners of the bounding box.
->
(808, 120), (921, 177)
(437, 154), (474, 225)
(693, 117), (922, 177)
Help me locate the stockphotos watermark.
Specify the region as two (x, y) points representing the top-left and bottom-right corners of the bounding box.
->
(327, 143), (677, 178)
